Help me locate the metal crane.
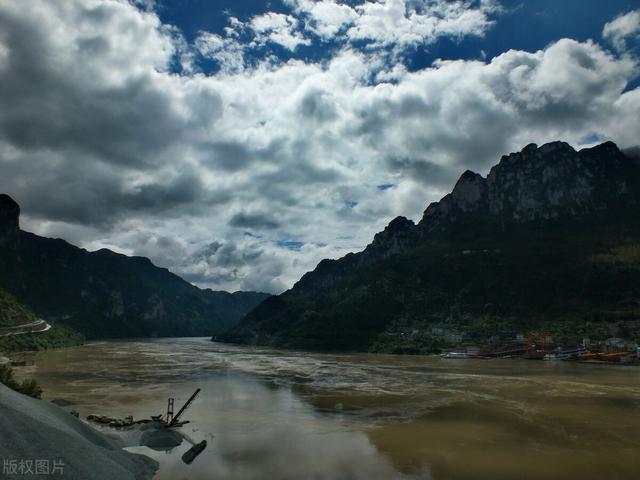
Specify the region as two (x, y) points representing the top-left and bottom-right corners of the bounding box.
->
(165, 388), (200, 428)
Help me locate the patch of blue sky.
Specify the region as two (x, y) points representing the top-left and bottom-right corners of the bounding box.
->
(157, 0), (640, 81)
(276, 240), (304, 250)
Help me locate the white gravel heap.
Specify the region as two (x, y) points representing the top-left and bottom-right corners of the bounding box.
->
(0, 384), (157, 479)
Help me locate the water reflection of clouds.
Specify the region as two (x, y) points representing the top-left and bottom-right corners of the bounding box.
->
(132, 426), (424, 479)
(129, 374), (426, 480)
(191, 427), (418, 480)
(28, 338), (640, 480)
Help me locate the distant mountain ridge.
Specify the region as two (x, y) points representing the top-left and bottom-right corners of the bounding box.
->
(290, 141), (639, 296)
(225, 141), (640, 352)
(0, 195), (269, 339)
(419, 141), (636, 230)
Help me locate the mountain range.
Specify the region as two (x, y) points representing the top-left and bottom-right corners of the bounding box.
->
(0, 194), (269, 339)
(224, 141), (640, 352)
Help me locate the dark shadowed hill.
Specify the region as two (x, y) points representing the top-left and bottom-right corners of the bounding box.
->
(224, 141), (640, 352)
(0, 194), (269, 339)
(0, 288), (36, 328)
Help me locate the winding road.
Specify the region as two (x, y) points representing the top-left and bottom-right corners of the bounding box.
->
(0, 319), (51, 337)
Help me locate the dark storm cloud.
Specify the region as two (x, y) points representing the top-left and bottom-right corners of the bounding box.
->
(385, 157), (457, 187)
(204, 137), (289, 172)
(0, 5), (200, 168)
(177, 239), (288, 293)
(229, 211), (282, 230)
(67, 172), (204, 225)
(2, 148), (221, 227)
(206, 141), (258, 172)
(0, 1), (227, 227)
(247, 161), (342, 209)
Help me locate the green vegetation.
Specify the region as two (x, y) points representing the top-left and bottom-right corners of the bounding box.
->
(0, 288), (36, 327)
(0, 364), (42, 398)
(228, 224), (640, 352)
(591, 243), (640, 270)
(369, 330), (446, 355)
(0, 324), (84, 353)
(0, 288), (85, 352)
(0, 289), (82, 399)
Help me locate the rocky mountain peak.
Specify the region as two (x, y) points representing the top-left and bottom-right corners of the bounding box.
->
(257, 140), (640, 299)
(0, 194), (20, 249)
(419, 170), (488, 234)
(368, 216), (416, 255)
(495, 141), (575, 168)
(450, 171), (487, 211)
(419, 140), (637, 231)
(538, 140), (574, 155)
(381, 216), (414, 234)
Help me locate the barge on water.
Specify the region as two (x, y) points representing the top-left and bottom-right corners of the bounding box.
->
(441, 336), (640, 364)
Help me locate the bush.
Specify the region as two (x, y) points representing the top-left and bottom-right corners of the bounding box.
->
(0, 364), (43, 399)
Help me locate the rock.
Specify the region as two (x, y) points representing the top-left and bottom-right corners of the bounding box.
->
(368, 216), (416, 256)
(419, 140), (636, 232)
(0, 194), (19, 249)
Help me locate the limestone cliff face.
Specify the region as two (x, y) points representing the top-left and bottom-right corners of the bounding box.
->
(421, 171), (488, 233)
(290, 140), (640, 296)
(419, 141), (637, 233)
(486, 141), (632, 219)
(0, 194), (20, 250)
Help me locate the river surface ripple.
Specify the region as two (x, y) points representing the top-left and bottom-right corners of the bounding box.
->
(15, 337), (640, 480)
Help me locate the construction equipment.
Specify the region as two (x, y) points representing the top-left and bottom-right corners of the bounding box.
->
(168, 388), (200, 427)
(166, 398), (174, 424)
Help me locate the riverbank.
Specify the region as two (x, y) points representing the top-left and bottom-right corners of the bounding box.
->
(0, 383), (157, 480)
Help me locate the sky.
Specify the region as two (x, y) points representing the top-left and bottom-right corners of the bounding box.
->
(0, 0), (639, 294)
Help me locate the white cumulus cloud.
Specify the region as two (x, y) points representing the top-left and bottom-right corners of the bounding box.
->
(0, 0), (638, 294)
(250, 12), (311, 51)
(603, 9), (640, 52)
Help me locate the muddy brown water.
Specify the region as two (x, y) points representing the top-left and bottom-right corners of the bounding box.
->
(13, 338), (640, 480)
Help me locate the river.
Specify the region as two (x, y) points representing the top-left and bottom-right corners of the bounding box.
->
(13, 338), (640, 480)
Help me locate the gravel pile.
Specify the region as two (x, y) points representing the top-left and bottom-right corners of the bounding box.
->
(0, 384), (158, 479)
